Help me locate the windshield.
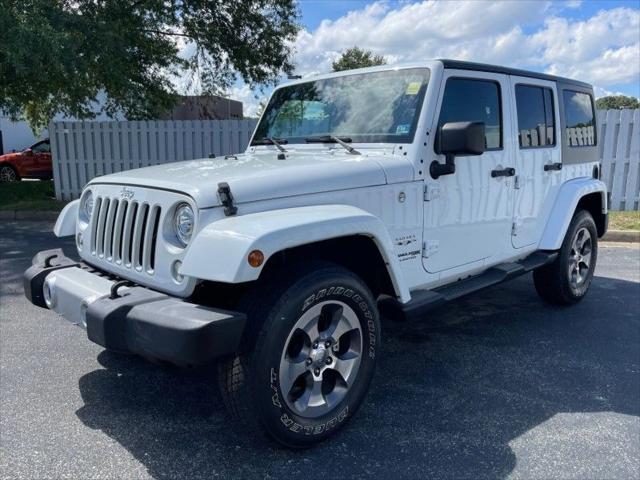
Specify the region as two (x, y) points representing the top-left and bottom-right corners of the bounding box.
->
(252, 68), (430, 145)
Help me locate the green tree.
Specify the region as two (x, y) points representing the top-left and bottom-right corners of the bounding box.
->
(0, 0), (300, 132)
(595, 95), (640, 110)
(331, 46), (386, 72)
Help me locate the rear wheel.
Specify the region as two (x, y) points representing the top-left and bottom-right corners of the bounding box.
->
(0, 164), (19, 182)
(534, 210), (598, 305)
(218, 263), (380, 447)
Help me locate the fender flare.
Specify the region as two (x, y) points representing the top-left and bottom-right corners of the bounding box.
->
(53, 200), (79, 237)
(538, 177), (607, 250)
(181, 204), (411, 302)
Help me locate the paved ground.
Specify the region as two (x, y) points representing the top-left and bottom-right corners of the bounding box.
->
(1, 221), (639, 480)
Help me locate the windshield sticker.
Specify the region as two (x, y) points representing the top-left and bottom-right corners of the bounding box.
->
(405, 82), (421, 95)
(396, 124), (411, 135)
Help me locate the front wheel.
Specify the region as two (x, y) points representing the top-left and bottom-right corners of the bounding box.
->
(0, 164), (19, 182)
(534, 209), (598, 305)
(218, 263), (380, 447)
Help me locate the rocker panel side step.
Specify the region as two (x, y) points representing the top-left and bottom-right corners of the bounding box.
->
(379, 250), (557, 321)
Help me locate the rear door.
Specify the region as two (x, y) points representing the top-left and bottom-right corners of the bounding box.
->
(423, 70), (516, 274)
(509, 77), (562, 248)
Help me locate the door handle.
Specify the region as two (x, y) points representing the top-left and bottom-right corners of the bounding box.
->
(491, 167), (516, 178)
(544, 162), (562, 171)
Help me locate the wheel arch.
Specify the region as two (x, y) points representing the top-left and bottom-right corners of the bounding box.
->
(181, 204), (411, 303)
(258, 235), (397, 300)
(539, 178), (607, 250)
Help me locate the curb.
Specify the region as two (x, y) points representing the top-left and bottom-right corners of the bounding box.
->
(603, 230), (640, 243)
(0, 210), (61, 221)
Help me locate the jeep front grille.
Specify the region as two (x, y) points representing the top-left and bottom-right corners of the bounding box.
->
(90, 196), (161, 274)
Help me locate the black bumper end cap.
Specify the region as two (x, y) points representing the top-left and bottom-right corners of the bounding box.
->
(86, 287), (246, 367)
(24, 248), (79, 308)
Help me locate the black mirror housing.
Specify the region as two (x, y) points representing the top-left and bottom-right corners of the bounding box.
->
(436, 121), (486, 156)
(431, 121), (486, 179)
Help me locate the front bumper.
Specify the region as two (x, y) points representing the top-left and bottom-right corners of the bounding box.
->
(24, 249), (246, 366)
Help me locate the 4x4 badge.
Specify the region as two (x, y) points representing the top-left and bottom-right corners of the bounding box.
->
(120, 187), (135, 199)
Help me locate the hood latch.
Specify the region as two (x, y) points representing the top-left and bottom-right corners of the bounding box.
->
(217, 182), (238, 216)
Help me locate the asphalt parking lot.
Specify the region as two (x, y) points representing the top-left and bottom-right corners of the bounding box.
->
(1, 221), (639, 480)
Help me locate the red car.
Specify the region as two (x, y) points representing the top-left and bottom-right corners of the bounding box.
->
(0, 139), (52, 182)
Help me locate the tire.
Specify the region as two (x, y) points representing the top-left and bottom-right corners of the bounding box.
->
(534, 209), (598, 305)
(0, 164), (20, 182)
(218, 262), (380, 448)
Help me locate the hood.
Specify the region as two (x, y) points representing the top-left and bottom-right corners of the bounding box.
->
(0, 152), (23, 162)
(89, 149), (414, 208)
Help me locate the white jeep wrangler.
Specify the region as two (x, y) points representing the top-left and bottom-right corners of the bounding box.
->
(25, 60), (608, 447)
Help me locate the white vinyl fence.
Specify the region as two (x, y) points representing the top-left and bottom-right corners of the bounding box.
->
(50, 119), (257, 200)
(597, 109), (640, 211)
(51, 111), (639, 209)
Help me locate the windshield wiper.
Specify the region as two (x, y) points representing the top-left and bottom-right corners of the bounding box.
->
(304, 135), (361, 155)
(252, 137), (288, 152)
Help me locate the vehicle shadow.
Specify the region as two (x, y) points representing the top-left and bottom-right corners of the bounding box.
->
(75, 274), (640, 479)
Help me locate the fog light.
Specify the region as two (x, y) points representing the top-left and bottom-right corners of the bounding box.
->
(248, 250), (264, 268)
(171, 260), (184, 283)
(43, 277), (55, 308)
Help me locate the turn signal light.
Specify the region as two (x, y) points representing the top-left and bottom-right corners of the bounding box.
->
(248, 250), (264, 268)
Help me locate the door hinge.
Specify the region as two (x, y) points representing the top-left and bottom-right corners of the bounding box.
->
(514, 175), (521, 189)
(512, 218), (522, 236)
(424, 183), (440, 201)
(423, 240), (439, 258)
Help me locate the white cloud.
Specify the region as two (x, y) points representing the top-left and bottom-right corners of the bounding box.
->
(531, 8), (640, 86)
(225, 84), (268, 117)
(221, 1), (639, 112)
(289, 1), (639, 93)
(292, 1), (552, 75)
(593, 85), (626, 99)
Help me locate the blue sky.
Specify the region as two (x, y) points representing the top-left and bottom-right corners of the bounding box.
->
(225, 0), (640, 114)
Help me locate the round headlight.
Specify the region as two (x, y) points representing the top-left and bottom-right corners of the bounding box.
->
(80, 190), (94, 221)
(174, 203), (194, 246)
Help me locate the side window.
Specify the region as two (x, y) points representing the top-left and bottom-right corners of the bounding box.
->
(32, 141), (50, 153)
(515, 85), (556, 148)
(438, 78), (502, 150)
(563, 90), (596, 147)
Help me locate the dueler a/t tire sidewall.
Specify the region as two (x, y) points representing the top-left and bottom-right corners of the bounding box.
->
(558, 210), (598, 300)
(249, 269), (380, 447)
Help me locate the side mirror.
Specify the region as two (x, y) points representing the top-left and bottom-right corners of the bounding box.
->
(430, 121), (485, 179)
(23, 148), (33, 156)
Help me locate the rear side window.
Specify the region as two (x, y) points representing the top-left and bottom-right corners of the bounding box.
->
(32, 141), (50, 153)
(515, 85), (555, 148)
(563, 90), (596, 147)
(438, 78), (502, 150)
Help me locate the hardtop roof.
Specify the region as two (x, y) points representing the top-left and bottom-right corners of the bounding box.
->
(439, 59), (592, 89)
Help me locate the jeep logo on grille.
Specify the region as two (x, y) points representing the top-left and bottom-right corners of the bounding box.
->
(120, 187), (135, 199)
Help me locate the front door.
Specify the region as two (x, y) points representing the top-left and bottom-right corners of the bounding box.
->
(31, 140), (52, 177)
(509, 76), (562, 248)
(423, 71), (516, 274)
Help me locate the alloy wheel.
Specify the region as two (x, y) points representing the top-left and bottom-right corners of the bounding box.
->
(568, 227), (593, 288)
(278, 300), (363, 418)
(0, 166), (17, 182)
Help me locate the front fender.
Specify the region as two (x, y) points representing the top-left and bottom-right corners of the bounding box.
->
(53, 200), (79, 237)
(181, 204), (411, 302)
(539, 178), (607, 250)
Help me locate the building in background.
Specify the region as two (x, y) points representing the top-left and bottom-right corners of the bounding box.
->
(158, 95), (243, 120)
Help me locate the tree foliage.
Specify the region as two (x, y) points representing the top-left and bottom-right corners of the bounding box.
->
(331, 46), (386, 72)
(595, 95), (640, 110)
(0, 0), (300, 131)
